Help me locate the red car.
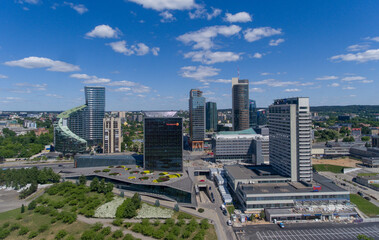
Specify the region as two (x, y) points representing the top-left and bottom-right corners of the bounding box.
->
(199, 179), (205, 182)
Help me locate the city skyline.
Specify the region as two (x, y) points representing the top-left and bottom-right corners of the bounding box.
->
(1, 1), (379, 111)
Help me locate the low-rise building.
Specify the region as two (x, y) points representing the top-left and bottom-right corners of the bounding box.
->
(355, 174), (379, 190)
(372, 135), (379, 148)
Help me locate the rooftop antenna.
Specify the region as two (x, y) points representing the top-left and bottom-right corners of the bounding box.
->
(237, 67), (240, 79)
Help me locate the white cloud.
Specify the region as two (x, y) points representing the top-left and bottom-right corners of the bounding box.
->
(180, 65), (220, 80)
(64, 2), (88, 14)
(205, 79), (231, 83)
(250, 87), (264, 93)
(366, 36), (379, 42)
(0, 74), (8, 79)
(315, 75), (339, 80)
(184, 50), (241, 64)
(341, 76), (365, 81)
(86, 25), (121, 38)
(4, 56), (80, 72)
(107, 41), (158, 56)
(329, 83), (340, 87)
(189, 7), (222, 20)
(251, 78), (299, 87)
(15, 82), (47, 91)
(224, 12), (252, 23)
(3, 97), (23, 100)
(177, 25), (241, 50)
(127, 0), (196, 11)
(108, 80), (151, 93)
(330, 49), (379, 62)
(244, 27), (282, 42)
(269, 38), (284, 46)
(361, 80), (373, 83)
(17, 0), (39, 4)
(260, 72), (271, 76)
(160, 11), (176, 22)
(346, 44), (369, 52)
(284, 88), (301, 92)
(46, 93), (63, 98)
(252, 53), (262, 59)
(343, 86), (356, 90)
(70, 73), (111, 84)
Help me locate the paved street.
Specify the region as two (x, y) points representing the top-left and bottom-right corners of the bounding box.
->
(236, 222), (379, 240)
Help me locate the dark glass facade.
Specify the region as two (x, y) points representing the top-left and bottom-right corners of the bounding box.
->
(249, 99), (257, 128)
(85, 86), (105, 145)
(206, 102), (217, 131)
(144, 117), (183, 171)
(232, 79), (249, 131)
(189, 89), (205, 141)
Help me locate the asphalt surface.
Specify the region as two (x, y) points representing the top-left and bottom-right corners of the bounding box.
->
(235, 222), (379, 240)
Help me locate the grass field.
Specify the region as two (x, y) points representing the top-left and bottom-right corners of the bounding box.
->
(357, 173), (379, 177)
(313, 164), (345, 173)
(350, 194), (379, 217)
(370, 183), (379, 188)
(227, 205), (235, 215)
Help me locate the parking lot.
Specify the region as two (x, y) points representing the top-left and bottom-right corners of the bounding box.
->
(236, 223), (379, 240)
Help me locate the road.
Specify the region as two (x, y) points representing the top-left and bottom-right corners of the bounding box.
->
(235, 222), (379, 240)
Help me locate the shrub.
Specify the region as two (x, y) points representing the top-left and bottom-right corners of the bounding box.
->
(112, 230), (123, 239)
(100, 226), (111, 236)
(16, 215), (22, 220)
(0, 229), (11, 239)
(18, 226), (29, 235)
(200, 219), (209, 230)
(124, 222), (133, 228)
(153, 220), (160, 226)
(185, 219), (198, 232)
(38, 224), (49, 233)
(176, 219), (185, 227)
(112, 218), (123, 226)
(131, 223), (143, 233)
(66, 235), (75, 240)
(155, 200), (160, 207)
(80, 230), (96, 240)
(152, 229), (165, 239)
(28, 231), (38, 239)
(94, 170), (100, 173)
(123, 234), (135, 240)
(2, 222), (10, 228)
(21, 204), (25, 213)
(91, 222), (103, 232)
(10, 223), (21, 231)
(28, 200), (37, 210)
(198, 208), (204, 213)
(57, 211), (77, 224)
(182, 230), (191, 239)
(164, 218), (175, 225)
(171, 226), (181, 236)
(177, 212), (192, 220)
(173, 204), (179, 212)
(102, 169), (111, 173)
(55, 230), (68, 240)
(116, 198), (137, 219)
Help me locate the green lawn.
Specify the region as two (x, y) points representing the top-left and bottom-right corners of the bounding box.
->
(350, 194), (379, 217)
(313, 164), (344, 173)
(357, 173), (379, 177)
(370, 183), (379, 188)
(226, 205), (235, 215)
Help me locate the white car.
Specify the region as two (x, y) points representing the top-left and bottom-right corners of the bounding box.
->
(227, 220), (232, 226)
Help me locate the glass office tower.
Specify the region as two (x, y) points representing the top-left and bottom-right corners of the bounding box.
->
(232, 78), (249, 131)
(189, 89), (205, 151)
(144, 111), (183, 172)
(206, 102), (217, 131)
(249, 99), (257, 128)
(85, 86), (105, 145)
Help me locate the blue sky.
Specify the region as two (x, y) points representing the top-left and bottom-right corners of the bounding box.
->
(1, 0), (379, 111)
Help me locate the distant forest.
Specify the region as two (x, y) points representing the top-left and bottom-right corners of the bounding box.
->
(310, 105), (379, 115)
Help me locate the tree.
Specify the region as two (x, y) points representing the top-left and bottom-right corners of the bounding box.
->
(90, 177), (99, 192)
(21, 204), (25, 213)
(343, 136), (355, 142)
(155, 200), (160, 207)
(357, 234), (374, 240)
(361, 136), (371, 142)
(98, 179), (105, 193)
(174, 204), (179, 212)
(260, 210), (265, 219)
(79, 175), (87, 186)
(131, 193), (141, 209)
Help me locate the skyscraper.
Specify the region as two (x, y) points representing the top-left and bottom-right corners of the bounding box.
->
(232, 78), (249, 131)
(85, 86), (105, 145)
(189, 89), (205, 151)
(249, 99), (257, 128)
(269, 97), (312, 182)
(143, 111), (183, 172)
(206, 102), (217, 131)
(103, 117), (122, 153)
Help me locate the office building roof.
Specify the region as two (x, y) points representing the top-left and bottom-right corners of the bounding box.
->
(57, 104), (86, 119)
(143, 111), (178, 118)
(225, 165), (286, 180)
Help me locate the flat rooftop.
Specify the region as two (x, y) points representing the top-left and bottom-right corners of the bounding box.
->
(225, 164), (289, 180)
(240, 173), (348, 195)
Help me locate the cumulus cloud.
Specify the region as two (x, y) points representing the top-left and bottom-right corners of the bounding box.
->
(224, 12), (252, 23)
(63, 2), (88, 14)
(315, 75), (339, 80)
(177, 25), (241, 50)
(127, 0), (196, 11)
(4, 56), (80, 72)
(329, 83), (340, 87)
(180, 65), (220, 80)
(346, 44), (369, 52)
(15, 82), (47, 91)
(184, 50), (241, 64)
(17, 0), (39, 4)
(366, 36), (379, 42)
(70, 73), (111, 84)
(189, 6), (222, 20)
(107, 41), (159, 56)
(250, 87), (264, 93)
(269, 38), (284, 46)
(341, 76), (366, 81)
(284, 88), (301, 92)
(252, 53), (262, 59)
(251, 78), (299, 87)
(244, 27), (282, 42)
(86, 25), (121, 38)
(160, 11), (176, 22)
(342, 86), (356, 90)
(330, 49), (379, 62)
(108, 80), (151, 93)
(0, 74), (8, 79)
(361, 80), (373, 83)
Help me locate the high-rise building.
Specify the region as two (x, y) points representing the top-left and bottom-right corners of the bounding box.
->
(206, 102), (217, 131)
(143, 111), (183, 172)
(85, 86), (105, 145)
(103, 117), (122, 153)
(232, 78), (249, 131)
(269, 97), (312, 182)
(249, 99), (257, 128)
(257, 109), (268, 125)
(189, 89), (205, 151)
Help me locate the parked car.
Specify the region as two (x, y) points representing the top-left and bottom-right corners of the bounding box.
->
(223, 209), (228, 216)
(358, 191), (364, 197)
(364, 196), (370, 201)
(278, 222), (285, 228)
(227, 220), (232, 226)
